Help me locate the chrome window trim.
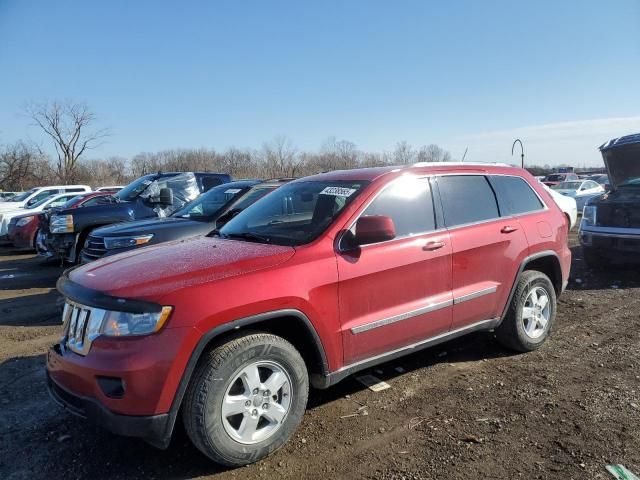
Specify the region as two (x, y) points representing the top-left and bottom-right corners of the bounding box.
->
(351, 286), (497, 334)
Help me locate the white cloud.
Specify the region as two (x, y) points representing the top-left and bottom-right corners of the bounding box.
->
(443, 117), (640, 167)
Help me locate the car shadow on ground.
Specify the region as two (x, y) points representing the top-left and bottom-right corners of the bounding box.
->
(566, 244), (640, 292)
(0, 290), (62, 327)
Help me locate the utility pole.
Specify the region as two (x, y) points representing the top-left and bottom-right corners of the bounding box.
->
(512, 139), (524, 168)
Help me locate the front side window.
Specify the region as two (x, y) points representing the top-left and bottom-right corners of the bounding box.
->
(26, 190), (56, 206)
(361, 177), (435, 238)
(219, 180), (368, 246)
(172, 183), (247, 220)
(489, 176), (544, 216)
(437, 175), (499, 227)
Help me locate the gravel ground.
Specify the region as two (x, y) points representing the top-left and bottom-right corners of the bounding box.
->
(1, 232), (639, 480)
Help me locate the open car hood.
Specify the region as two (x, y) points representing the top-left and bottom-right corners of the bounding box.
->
(600, 134), (640, 190)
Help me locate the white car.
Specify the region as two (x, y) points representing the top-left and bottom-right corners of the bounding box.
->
(551, 180), (605, 211)
(0, 185), (91, 212)
(541, 183), (578, 229)
(0, 192), (83, 238)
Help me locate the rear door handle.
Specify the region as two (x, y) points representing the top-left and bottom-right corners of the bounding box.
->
(423, 241), (445, 251)
(501, 226), (518, 234)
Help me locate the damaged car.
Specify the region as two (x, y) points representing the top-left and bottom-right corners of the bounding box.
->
(39, 172), (230, 263)
(580, 133), (640, 267)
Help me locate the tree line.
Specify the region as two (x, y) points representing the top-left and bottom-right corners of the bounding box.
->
(0, 100), (457, 191)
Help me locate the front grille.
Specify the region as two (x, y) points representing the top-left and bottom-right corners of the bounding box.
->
(61, 302), (104, 355)
(597, 204), (640, 228)
(83, 235), (107, 260)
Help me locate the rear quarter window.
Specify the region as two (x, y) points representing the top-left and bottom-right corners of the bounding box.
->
(437, 175), (499, 227)
(489, 175), (544, 216)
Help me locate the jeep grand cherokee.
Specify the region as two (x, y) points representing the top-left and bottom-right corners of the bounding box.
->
(47, 163), (571, 466)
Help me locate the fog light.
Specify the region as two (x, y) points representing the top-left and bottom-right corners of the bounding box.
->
(97, 376), (125, 398)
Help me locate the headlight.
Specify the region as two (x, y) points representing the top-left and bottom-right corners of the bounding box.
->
(16, 216), (35, 227)
(104, 234), (154, 250)
(50, 214), (74, 233)
(582, 205), (597, 226)
(101, 306), (173, 336)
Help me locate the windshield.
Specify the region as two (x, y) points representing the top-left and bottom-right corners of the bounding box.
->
(172, 183), (246, 219)
(115, 175), (156, 201)
(618, 177), (640, 187)
(25, 195), (57, 209)
(545, 174), (566, 182)
(218, 180), (368, 246)
(9, 189), (36, 202)
(553, 181), (582, 190)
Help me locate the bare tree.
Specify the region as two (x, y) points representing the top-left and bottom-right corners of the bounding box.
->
(416, 144), (451, 163)
(261, 136), (300, 178)
(393, 141), (416, 165)
(26, 100), (110, 183)
(0, 141), (53, 190)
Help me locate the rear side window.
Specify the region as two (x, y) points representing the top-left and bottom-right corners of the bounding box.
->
(64, 188), (86, 193)
(437, 175), (499, 227)
(489, 176), (544, 216)
(362, 177), (435, 238)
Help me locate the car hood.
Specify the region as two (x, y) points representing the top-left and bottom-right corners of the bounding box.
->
(0, 203), (24, 212)
(68, 236), (296, 299)
(94, 216), (204, 237)
(0, 208), (29, 218)
(600, 139), (640, 189)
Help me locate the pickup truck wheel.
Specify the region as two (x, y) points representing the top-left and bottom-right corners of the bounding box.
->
(495, 270), (556, 352)
(182, 332), (309, 466)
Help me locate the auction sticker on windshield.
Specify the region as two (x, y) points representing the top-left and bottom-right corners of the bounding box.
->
(319, 186), (357, 197)
(225, 188), (242, 194)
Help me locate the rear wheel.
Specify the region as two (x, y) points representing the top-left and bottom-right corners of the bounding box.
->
(182, 332), (309, 466)
(496, 270), (556, 352)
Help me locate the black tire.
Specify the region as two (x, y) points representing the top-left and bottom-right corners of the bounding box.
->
(182, 332), (309, 466)
(583, 247), (606, 269)
(495, 270), (557, 352)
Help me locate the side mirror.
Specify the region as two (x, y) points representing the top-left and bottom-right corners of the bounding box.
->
(353, 215), (396, 246)
(159, 187), (173, 206)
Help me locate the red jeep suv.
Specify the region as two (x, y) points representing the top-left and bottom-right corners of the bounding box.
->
(47, 164), (571, 466)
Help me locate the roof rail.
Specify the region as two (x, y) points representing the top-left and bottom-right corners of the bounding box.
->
(410, 161), (513, 168)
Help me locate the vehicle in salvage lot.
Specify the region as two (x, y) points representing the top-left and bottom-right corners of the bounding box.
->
(541, 172), (578, 187)
(541, 183), (577, 229)
(0, 192), (82, 241)
(580, 133), (640, 267)
(80, 179), (291, 262)
(40, 172), (231, 263)
(551, 179), (604, 211)
(0, 185), (91, 212)
(47, 163), (571, 466)
(8, 191), (114, 250)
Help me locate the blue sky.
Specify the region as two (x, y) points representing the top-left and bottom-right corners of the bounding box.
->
(1, 0), (639, 166)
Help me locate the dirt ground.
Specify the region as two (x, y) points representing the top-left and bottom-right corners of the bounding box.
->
(1, 232), (639, 480)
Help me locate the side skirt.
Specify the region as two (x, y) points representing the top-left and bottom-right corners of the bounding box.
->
(313, 317), (500, 389)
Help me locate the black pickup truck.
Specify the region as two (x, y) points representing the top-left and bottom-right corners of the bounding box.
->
(40, 172), (231, 263)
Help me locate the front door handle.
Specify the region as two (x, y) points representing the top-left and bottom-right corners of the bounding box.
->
(501, 225), (518, 234)
(423, 241), (445, 251)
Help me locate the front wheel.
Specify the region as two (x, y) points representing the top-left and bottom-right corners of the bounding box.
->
(182, 332), (309, 466)
(495, 270), (557, 352)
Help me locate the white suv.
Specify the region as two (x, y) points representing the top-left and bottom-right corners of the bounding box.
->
(0, 185), (91, 212)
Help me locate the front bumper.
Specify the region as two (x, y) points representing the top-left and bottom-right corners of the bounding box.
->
(580, 225), (640, 254)
(47, 367), (172, 448)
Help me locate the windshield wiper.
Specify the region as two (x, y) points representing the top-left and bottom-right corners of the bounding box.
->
(224, 232), (271, 244)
